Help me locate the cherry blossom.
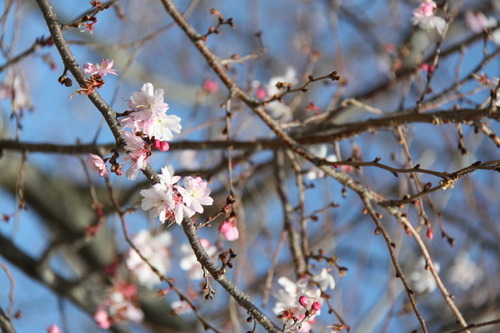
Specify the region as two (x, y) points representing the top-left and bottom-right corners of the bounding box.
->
(121, 83), (181, 141)
(94, 280), (144, 328)
(140, 169), (213, 224)
(177, 176), (214, 214)
(126, 230), (172, 287)
(83, 59), (118, 77)
(273, 269), (335, 331)
(128, 82), (169, 113)
(140, 184), (174, 221)
(219, 217), (239, 241)
(122, 131), (151, 180)
(86, 153), (109, 177)
(312, 268), (336, 291)
(273, 276), (324, 332)
(411, 0), (446, 35)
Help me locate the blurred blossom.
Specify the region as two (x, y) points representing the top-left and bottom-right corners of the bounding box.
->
(86, 153), (109, 177)
(203, 78), (219, 93)
(219, 218), (239, 241)
(409, 257), (440, 293)
(305, 144), (338, 180)
(94, 280), (143, 328)
(273, 271), (334, 331)
(265, 67), (298, 120)
(312, 268), (336, 291)
(411, 0), (446, 34)
(126, 229), (172, 287)
(0, 67), (34, 116)
(171, 300), (191, 315)
(83, 59), (118, 77)
(447, 252), (484, 289)
(180, 238), (217, 279)
(465, 11), (500, 45)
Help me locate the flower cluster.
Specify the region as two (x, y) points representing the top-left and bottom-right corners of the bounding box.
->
(119, 83), (181, 180)
(140, 167), (213, 224)
(411, 0), (446, 34)
(126, 230), (172, 287)
(72, 59), (118, 97)
(274, 269), (335, 332)
(94, 280), (143, 329)
(86, 80), (184, 180)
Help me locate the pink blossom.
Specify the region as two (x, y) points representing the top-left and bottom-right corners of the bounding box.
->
(140, 167), (212, 224)
(141, 112), (182, 141)
(203, 79), (219, 93)
(122, 131), (150, 180)
(47, 324), (63, 333)
(219, 218), (239, 241)
(121, 83), (182, 141)
(177, 176), (214, 214)
(158, 166), (181, 188)
(411, 1), (446, 34)
(83, 59), (118, 77)
(140, 184), (175, 222)
(86, 153), (109, 177)
(128, 82), (169, 113)
(465, 11), (495, 33)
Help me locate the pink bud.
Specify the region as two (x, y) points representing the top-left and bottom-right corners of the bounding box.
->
(298, 296), (308, 307)
(203, 79), (219, 94)
(153, 139), (170, 152)
(426, 227), (434, 239)
(311, 301), (322, 314)
(47, 324), (63, 333)
(256, 87), (267, 100)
